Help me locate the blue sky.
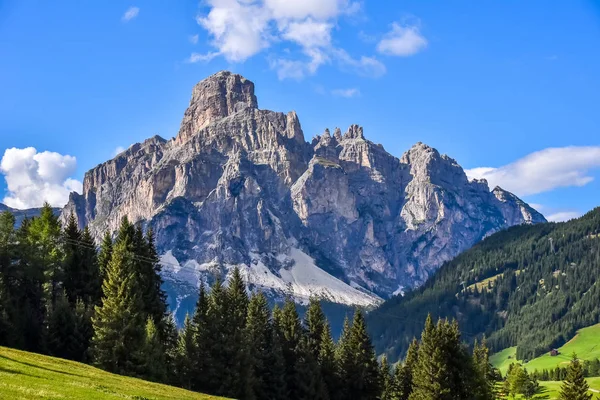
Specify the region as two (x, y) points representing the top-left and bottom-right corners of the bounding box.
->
(1, 0), (599, 220)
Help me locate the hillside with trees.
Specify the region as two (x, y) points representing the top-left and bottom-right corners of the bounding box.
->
(368, 207), (600, 363)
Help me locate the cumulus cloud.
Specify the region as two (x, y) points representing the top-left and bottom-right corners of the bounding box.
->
(465, 146), (600, 197)
(192, 0), (386, 79)
(122, 6), (140, 22)
(377, 23), (427, 56)
(332, 88), (360, 97)
(0, 148), (83, 209)
(189, 34), (199, 44)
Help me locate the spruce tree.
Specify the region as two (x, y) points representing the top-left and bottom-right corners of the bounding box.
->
(319, 322), (339, 400)
(293, 334), (328, 400)
(80, 227), (101, 305)
(140, 228), (168, 332)
(222, 267), (250, 399)
(91, 239), (145, 376)
(0, 212), (15, 346)
(175, 314), (195, 389)
(559, 354), (593, 400)
(409, 315), (448, 400)
(190, 283), (209, 391)
(246, 292), (273, 400)
(62, 213), (83, 304)
(202, 278), (228, 394)
(338, 309), (380, 400)
(46, 290), (79, 360)
(98, 231), (113, 283)
(305, 297), (327, 358)
(395, 338), (419, 400)
(140, 317), (167, 382)
(380, 355), (394, 400)
(275, 298), (304, 397)
(472, 337), (495, 400)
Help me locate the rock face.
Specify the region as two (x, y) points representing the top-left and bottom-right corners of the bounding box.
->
(63, 71), (546, 315)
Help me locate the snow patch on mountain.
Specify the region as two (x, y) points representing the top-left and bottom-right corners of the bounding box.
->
(160, 248), (381, 307)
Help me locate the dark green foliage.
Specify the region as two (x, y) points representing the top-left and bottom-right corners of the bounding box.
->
(395, 338), (418, 400)
(140, 318), (167, 383)
(98, 231), (113, 283)
(91, 239), (145, 376)
(305, 297), (327, 358)
(559, 354), (593, 400)
(380, 356), (394, 400)
(319, 322), (339, 400)
(174, 314), (195, 389)
(337, 309), (380, 400)
(368, 208), (600, 362)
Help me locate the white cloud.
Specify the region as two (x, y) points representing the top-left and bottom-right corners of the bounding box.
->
(122, 6), (140, 22)
(332, 88), (360, 97)
(189, 34), (199, 44)
(465, 146), (600, 197)
(377, 23), (427, 56)
(113, 146), (126, 156)
(193, 0), (384, 79)
(0, 148), (83, 209)
(333, 48), (386, 77)
(546, 211), (581, 222)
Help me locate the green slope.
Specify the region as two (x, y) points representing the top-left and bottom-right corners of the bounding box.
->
(491, 324), (600, 374)
(368, 207), (600, 362)
(0, 346), (224, 400)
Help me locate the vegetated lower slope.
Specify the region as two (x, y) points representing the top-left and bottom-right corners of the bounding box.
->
(536, 378), (600, 399)
(491, 324), (600, 374)
(368, 207), (600, 362)
(0, 346), (224, 400)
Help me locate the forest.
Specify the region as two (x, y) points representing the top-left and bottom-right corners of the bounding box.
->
(0, 204), (597, 399)
(368, 207), (600, 363)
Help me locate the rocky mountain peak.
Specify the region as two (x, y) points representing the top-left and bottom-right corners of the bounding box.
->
(62, 71), (547, 321)
(176, 71), (259, 143)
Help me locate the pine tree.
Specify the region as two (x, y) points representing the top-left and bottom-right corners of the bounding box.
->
(190, 283), (209, 391)
(338, 309), (380, 400)
(221, 267), (250, 399)
(409, 315), (450, 400)
(91, 239), (145, 376)
(140, 317), (166, 382)
(139, 228), (168, 333)
(162, 313), (179, 385)
(46, 290), (79, 360)
(380, 355), (395, 400)
(0, 212), (15, 346)
(202, 278), (228, 395)
(319, 322), (339, 400)
(80, 227), (101, 305)
(472, 337), (495, 400)
(395, 338), (419, 400)
(293, 334), (328, 400)
(62, 213), (83, 304)
(275, 298), (304, 397)
(174, 314), (195, 389)
(559, 354), (593, 400)
(305, 297), (327, 358)
(98, 231), (113, 284)
(28, 203), (63, 308)
(246, 292), (273, 400)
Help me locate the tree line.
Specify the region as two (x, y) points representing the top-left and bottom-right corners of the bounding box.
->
(530, 358), (600, 382)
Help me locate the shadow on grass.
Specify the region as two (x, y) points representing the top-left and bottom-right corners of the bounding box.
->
(0, 354), (86, 378)
(0, 365), (44, 379)
(534, 385), (551, 399)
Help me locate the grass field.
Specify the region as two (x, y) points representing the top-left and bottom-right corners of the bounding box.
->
(491, 324), (600, 375)
(537, 377), (600, 399)
(0, 346), (224, 400)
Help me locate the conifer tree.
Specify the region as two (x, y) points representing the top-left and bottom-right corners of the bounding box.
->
(28, 203), (63, 307)
(202, 278), (228, 394)
(190, 283), (209, 391)
(140, 228), (167, 332)
(305, 297), (327, 358)
(293, 335), (328, 400)
(409, 315), (450, 400)
(140, 317), (166, 382)
(319, 322), (339, 400)
(338, 309), (380, 400)
(175, 314), (195, 389)
(395, 338), (419, 400)
(246, 292), (273, 399)
(98, 231), (113, 283)
(559, 354), (593, 400)
(62, 213), (83, 304)
(222, 267), (250, 399)
(80, 227), (102, 305)
(380, 355), (395, 400)
(46, 290), (79, 360)
(91, 239), (145, 376)
(472, 337), (496, 400)
(275, 298), (304, 396)
(0, 212), (15, 346)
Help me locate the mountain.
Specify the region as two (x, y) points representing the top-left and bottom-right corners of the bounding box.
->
(368, 207), (600, 363)
(0, 203), (60, 226)
(62, 71), (545, 321)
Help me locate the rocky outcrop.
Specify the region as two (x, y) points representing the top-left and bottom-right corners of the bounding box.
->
(63, 71), (546, 315)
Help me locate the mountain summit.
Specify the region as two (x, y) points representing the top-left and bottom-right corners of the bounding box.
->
(63, 71), (545, 315)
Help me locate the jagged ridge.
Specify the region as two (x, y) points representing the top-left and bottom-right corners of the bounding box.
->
(62, 70), (546, 317)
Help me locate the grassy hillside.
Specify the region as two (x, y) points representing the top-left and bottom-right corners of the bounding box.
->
(491, 324), (600, 374)
(537, 378), (600, 399)
(0, 346), (224, 400)
(368, 207), (600, 362)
